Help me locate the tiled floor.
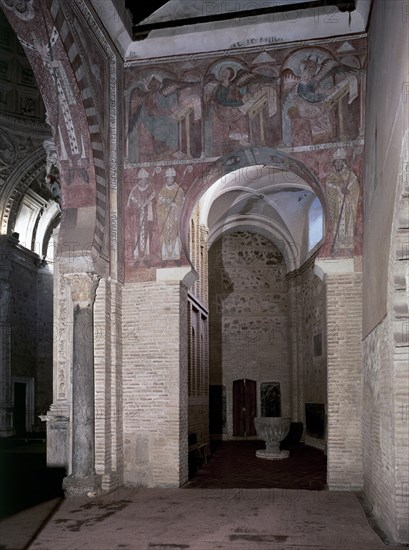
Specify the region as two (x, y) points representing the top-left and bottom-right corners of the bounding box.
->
(186, 440), (327, 490)
(0, 439), (404, 549)
(1, 488), (402, 550)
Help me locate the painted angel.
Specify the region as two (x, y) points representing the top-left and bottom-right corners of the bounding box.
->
(281, 55), (359, 146)
(127, 73), (200, 162)
(204, 64), (278, 155)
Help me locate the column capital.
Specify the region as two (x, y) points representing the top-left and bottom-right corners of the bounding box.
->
(64, 272), (100, 308)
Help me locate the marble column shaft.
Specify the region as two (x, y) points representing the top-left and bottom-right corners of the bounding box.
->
(65, 273), (99, 479)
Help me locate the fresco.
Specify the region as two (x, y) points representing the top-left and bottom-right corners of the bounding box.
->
(157, 167), (185, 265)
(127, 168), (155, 264)
(293, 143), (364, 258)
(124, 39), (366, 279)
(124, 164), (200, 277)
(325, 148), (360, 254)
(127, 69), (202, 162)
(204, 59), (279, 156)
(281, 47), (361, 146)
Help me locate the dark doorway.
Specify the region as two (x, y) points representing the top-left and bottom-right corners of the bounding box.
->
(209, 385), (226, 435)
(233, 379), (256, 436)
(14, 382), (26, 436)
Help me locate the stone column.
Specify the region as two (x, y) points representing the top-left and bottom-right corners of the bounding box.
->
(62, 272), (100, 496)
(0, 265), (14, 437)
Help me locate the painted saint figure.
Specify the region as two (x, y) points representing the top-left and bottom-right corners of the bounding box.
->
(127, 168), (155, 263)
(216, 67), (252, 148)
(157, 167), (184, 264)
(325, 148), (360, 253)
(43, 139), (61, 204)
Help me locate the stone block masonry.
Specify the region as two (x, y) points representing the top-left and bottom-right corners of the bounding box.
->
(209, 232), (290, 436)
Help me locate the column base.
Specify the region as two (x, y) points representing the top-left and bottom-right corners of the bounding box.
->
(62, 474), (101, 497)
(256, 449), (290, 460)
(43, 403), (70, 468)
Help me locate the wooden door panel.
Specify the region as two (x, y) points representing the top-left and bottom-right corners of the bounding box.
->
(245, 379), (257, 436)
(233, 379), (256, 436)
(233, 379), (244, 436)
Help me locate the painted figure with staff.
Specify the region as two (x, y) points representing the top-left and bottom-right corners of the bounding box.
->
(325, 148), (360, 254)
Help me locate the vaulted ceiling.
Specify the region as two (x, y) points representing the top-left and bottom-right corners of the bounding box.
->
(200, 166), (324, 272)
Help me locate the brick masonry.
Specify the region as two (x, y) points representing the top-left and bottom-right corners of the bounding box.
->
(122, 280), (188, 487)
(326, 272), (363, 490)
(187, 205), (209, 448)
(362, 132), (409, 543)
(361, 0), (409, 541)
(288, 264), (327, 449)
(94, 278), (124, 491)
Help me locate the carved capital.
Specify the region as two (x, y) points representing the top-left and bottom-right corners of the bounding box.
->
(64, 273), (100, 308)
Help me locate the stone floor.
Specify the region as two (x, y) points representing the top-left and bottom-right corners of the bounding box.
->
(186, 441), (327, 490)
(0, 488), (405, 550)
(0, 439), (406, 550)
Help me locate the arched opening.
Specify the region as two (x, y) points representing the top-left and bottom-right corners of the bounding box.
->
(186, 157), (328, 488)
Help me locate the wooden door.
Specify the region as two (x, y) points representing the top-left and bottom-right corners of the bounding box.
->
(233, 379), (256, 436)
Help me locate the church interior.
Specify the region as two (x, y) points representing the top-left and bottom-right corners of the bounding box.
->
(0, 0), (408, 547)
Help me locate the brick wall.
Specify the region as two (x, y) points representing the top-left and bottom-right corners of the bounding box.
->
(122, 280), (188, 487)
(326, 272), (363, 490)
(362, 0), (409, 541)
(94, 278), (123, 490)
(288, 264), (327, 448)
(362, 133), (409, 543)
(362, 319), (397, 537)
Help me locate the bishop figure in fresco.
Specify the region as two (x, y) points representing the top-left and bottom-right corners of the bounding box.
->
(127, 168), (155, 263)
(157, 167), (184, 265)
(325, 148), (360, 254)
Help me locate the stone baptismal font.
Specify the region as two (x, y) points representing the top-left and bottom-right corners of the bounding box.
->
(254, 417), (291, 460)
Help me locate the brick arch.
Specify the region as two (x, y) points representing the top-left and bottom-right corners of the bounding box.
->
(51, 0), (108, 254)
(1, 0), (105, 260)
